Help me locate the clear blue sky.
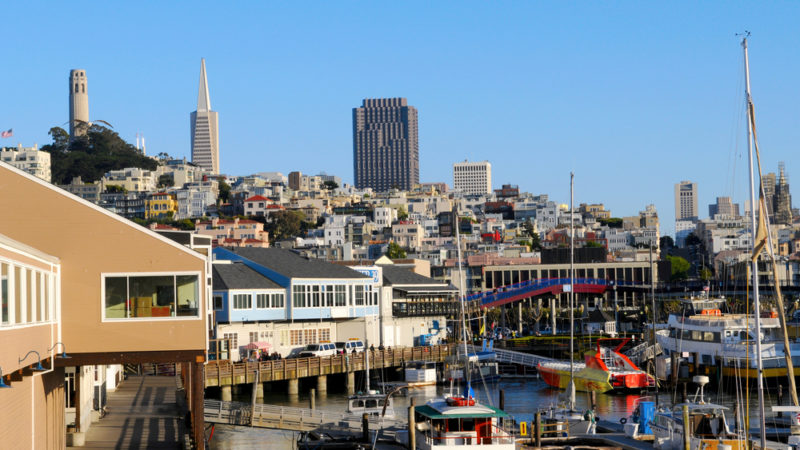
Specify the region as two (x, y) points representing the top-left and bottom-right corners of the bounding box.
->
(3, 2), (800, 236)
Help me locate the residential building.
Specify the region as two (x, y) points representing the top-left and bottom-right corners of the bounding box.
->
(69, 69), (89, 137)
(353, 98), (419, 191)
(0, 160), (210, 448)
(194, 217), (269, 247)
(145, 192), (178, 220)
(243, 195), (273, 216)
(0, 144), (51, 182)
(453, 160), (491, 195)
(59, 176), (105, 203)
(102, 167), (156, 192)
(190, 59), (220, 174)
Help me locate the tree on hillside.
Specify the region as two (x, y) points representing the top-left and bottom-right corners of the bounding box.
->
(264, 210), (306, 242)
(385, 242), (407, 259)
(41, 125), (158, 184)
(217, 177), (231, 203)
(323, 180), (339, 191)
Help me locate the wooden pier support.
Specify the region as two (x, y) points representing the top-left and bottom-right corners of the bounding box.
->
(317, 375), (327, 394)
(221, 385), (232, 402)
(362, 413), (369, 443)
(408, 398), (416, 450)
(346, 371), (355, 395)
(288, 378), (299, 397)
(310, 388), (315, 410)
(535, 411), (542, 448)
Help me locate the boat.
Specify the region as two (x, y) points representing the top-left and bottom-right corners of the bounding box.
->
(346, 321), (394, 418)
(537, 338), (656, 393)
(407, 205), (515, 449)
(651, 375), (746, 449)
(655, 296), (800, 380)
(404, 360), (437, 387)
(448, 350), (500, 384)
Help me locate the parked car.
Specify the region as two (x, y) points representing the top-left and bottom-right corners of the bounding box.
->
(335, 339), (365, 354)
(297, 342), (337, 358)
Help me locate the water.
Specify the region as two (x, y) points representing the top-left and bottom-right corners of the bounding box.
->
(209, 375), (790, 448)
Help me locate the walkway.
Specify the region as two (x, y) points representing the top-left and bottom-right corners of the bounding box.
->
(84, 375), (187, 449)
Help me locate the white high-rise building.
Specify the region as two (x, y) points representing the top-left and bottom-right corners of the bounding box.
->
(453, 160), (491, 195)
(190, 59), (220, 174)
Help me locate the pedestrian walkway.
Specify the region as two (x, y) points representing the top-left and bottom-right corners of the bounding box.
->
(83, 375), (187, 449)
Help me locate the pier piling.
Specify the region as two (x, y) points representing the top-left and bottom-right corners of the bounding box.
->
(362, 413), (369, 443)
(535, 411), (541, 448)
(221, 385), (232, 402)
(346, 372), (355, 395)
(310, 388), (315, 410)
(408, 398), (416, 450)
(499, 389), (505, 411)
(317, 375), (327, 395)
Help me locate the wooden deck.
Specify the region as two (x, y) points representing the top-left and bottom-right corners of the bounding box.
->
(205, 344), (454, 387)
(83, 375), (188, 449)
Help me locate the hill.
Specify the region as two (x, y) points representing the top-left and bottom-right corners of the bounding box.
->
(41, 126), (158, 184)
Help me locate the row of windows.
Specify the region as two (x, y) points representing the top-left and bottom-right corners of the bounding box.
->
(1, 262), (54, 327)
(230, 293), (285, 310)
(485, 267), (651, 289)
(278, 328), (331, 346)
(292, 284), (378, 308)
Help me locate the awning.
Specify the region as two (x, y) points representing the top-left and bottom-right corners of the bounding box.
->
(244, 341), (271, 351)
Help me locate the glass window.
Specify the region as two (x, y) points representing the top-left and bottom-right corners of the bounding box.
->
(293, 285), (306, 308)
(1, 263), (7, 324)
(26, 269), (34, 323)
(213, 296), (223, 310)
(335, 285), (346, 307)
(256, 293), (269, 309)
(233, 294), (251, 310)
(271, 294), (284, 308)
(312, 286), (321, 307)
(355, 285), (364, 306)
(104, 274), (201, 319)
(326, 285), (334, 307)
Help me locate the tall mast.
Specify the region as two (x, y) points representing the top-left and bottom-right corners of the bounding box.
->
(455, 215), (470, 386)
(568, 172), (576, 410)
(365, 321), (370, 392)
(743, 35), (767, 449)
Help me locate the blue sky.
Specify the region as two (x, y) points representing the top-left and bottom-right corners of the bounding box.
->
(3, 2), (800, 236)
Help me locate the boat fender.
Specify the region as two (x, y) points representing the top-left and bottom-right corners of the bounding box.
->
(619, 417), (627, 425)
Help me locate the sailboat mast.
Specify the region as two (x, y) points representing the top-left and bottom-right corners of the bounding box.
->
(569, 172), (576, 409)
(455, 215), (470, 381)
(743, 35), (767, 449)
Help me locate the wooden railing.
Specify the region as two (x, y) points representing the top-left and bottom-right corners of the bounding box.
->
(205, 344), (455, 387)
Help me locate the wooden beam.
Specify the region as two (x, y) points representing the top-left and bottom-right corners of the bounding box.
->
(54, 350), (205, 367)
(192, 362), (205, 449)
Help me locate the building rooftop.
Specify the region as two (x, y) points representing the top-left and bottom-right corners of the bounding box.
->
(224, 247), (370, 280)
(213, 261), (282, 290)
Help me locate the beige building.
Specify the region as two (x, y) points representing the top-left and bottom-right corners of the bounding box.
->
(0, 144), (51, 182)
(453, 160), (491, 195)
(0, 161), (211, 448)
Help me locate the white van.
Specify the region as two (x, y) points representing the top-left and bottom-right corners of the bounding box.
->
(336, 339), (365, 354)
(298, 342), (337, 358)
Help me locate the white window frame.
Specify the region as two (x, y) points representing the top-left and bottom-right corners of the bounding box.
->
(100, 271), (202, 322)
(232, 293), (252, 310)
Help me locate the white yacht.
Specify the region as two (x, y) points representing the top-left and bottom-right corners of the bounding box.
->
(655, 297), (800, 380)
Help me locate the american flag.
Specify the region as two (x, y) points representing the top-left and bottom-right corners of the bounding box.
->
(0, 129), (12, 138)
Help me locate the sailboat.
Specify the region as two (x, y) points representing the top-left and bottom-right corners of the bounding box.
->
(538, 174), (654, 394)
(409, 210), (516, 449)
(346, 319), (396, 418)
(652, 33), (797, 450)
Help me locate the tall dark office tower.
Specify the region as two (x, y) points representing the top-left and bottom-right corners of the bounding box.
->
(353, 98), (419, 191)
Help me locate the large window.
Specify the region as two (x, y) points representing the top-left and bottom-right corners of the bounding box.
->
(293, 285), (306, 308)
(335, 286), (346, 307)
(256, 294), (269, 309)
(103, 273), (200, 319)
(233, 294), (251, 310)
(271, 293), (284, 308)
(355, 285), (365, 306)
(1, 264), (7, 324)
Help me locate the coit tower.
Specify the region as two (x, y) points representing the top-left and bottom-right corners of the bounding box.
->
(69, 69), (89, 137)
(190, 59), (220, 174)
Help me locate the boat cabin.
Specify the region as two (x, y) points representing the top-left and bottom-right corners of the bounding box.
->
(413, 399), (515, 449)
(347, 393), (394, 417)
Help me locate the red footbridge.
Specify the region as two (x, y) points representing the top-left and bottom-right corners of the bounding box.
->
(466, 278), (643, 309)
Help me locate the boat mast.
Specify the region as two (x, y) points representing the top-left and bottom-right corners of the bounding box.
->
(455, 213), (470, 386)
(365, 321), (370, 392)
(743, 34), (767, 449)
(569, 172), (576, 410)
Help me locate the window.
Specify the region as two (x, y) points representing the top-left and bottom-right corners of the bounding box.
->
(304, 329), (317, 345)
(213, 296), (223, 310)
(233, 294), (251, 310)
(223, 332), (238, 350)
(256, 294), (269, 309)
(312, 286), (321, 307)
(290, 330), (302, 345)
(103, 274), (200, 319)
(355, 285), (365, 306)
(250, 331), (258, 344)
(65, 369), (76, 409)
(319, 328), (330, 342)
(280, 330), (288, 346)
(335, 285), (346, 307)
(271, 293), (284, 308)
(325, 285), (334, 307)
(1, 263), (7, 324)
(293, 285), (306, 308)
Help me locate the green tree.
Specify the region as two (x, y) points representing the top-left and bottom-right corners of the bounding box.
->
(217, 177), (231, 203)
(666, 255), (690, 281)
(598, 217), (623, 228)
(157, 174), (174, 188)
(385, 242), (407, 259)
(584, 240), (604, 248)
(105, 184), (127, 193)
(264, 210), (306, 242)
(41, 125), (158, 184)
(397, 206), (408, 221)
(660, 236), (675, 249)
(323, 180), (339, 191)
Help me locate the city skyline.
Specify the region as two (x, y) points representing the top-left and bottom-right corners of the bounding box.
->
(2, 2), (800, 236)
